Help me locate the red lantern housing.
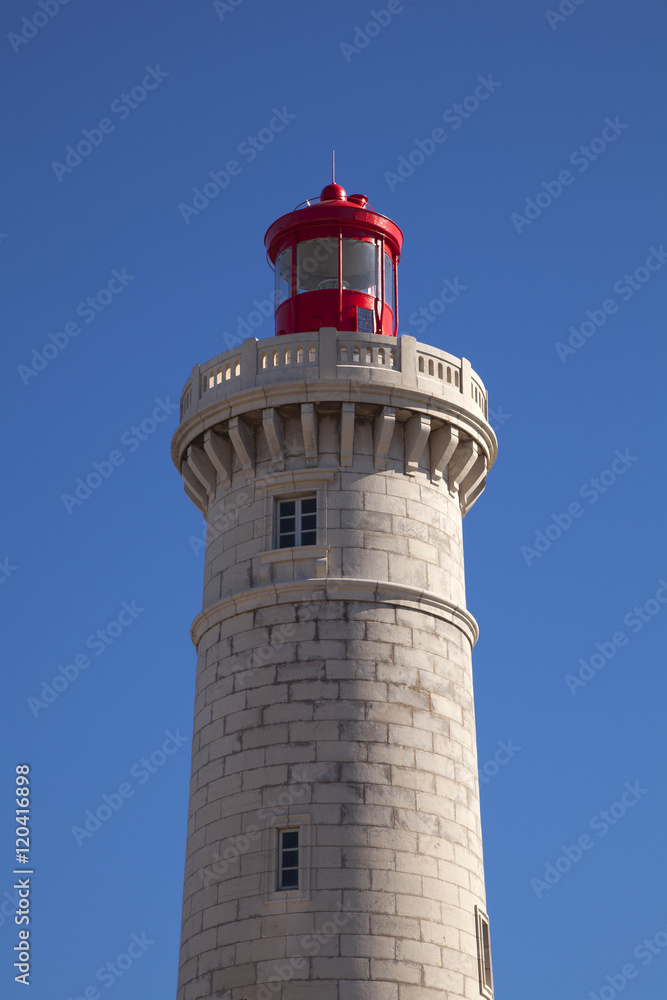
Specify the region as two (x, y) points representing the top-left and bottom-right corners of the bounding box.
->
(264, 182), (403, 338)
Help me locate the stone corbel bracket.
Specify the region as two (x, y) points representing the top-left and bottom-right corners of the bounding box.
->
(177, 402), (492, 516)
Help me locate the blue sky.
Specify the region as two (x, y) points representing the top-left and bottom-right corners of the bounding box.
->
(1, 0), (666, 997)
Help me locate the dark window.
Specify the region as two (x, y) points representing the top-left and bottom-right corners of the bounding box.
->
(475, 907), (493, 998)
(277, 496), (317, 548)
(278, 829), (299, 890)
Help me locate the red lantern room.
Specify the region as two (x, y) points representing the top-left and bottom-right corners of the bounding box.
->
(264, 182), (403, 338)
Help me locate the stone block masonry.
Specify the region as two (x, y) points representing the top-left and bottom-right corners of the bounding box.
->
(172, 327), (497, 1000)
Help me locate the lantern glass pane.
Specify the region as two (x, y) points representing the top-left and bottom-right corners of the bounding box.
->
(275, 248), (292, 305)
(342, 239), (379, 296)
(384, 251), (394, 308)
(296, 238), (339, 293)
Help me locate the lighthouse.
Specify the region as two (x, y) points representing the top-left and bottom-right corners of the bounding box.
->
(172, 181), (497, 1000)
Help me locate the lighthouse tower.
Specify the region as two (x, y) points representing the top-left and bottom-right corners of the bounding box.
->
(172, 182), (497, 1000)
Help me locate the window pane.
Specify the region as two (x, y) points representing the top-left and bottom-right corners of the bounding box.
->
(342, 239), (379, 295)
(277, 498), (317, 548)
(279, 830), (299, 890)
(299, 495), (317, 546)
(296, 238), (338, 293)
(276, 248), (292, 305)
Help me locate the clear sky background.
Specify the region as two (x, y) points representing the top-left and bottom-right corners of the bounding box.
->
(1, 0), (666, 997)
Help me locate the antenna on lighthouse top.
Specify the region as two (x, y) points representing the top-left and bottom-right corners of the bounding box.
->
(332, 149), (335, 184)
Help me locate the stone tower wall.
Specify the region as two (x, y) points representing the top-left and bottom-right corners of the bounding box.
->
(172, 329), (497, 1000)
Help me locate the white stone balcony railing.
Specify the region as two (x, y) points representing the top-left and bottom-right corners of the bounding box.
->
(179, 328), (488, 423)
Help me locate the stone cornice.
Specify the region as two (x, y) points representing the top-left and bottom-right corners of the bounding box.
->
(172, 379), (496, 471)
(172, 330), (497, 518)
(191, 578), (479, 650)
(172, 329), (496, 467)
